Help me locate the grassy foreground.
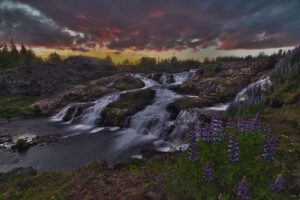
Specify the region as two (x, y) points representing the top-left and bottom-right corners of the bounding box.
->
(0, 95), (37, 119)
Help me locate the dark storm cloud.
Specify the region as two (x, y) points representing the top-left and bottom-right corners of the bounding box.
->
(1, 0), (300, 51)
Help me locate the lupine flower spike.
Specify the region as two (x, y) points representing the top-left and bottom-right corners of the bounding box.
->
(203, 162), (214, 183)
(188, 126), (199, 162)
(228, 134), (239, 162)
(210, 117), (224, 142)
(200, 124), (211, 143)
(236, 176), (250, 200)
(270, 174), (284, 193)
(262, 135), (279, 161)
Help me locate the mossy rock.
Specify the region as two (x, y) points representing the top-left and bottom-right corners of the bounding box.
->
(113, 76), (145, 91)
(167, 96), (220, 119)
(14, 139), (30, 151)
(100, 89), (155, 127)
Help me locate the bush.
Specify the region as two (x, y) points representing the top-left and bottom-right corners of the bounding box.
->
(15, 139), (30, 151)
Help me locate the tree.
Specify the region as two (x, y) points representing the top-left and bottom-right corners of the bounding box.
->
(105, 55), (112, 63)
(123, 59), (130, 65)
(0, 42), (43, 68)
(139, 57), (156, 66)
(170, 56), (178, 64)
(0, 44), (10, 68)
(47, 52), (62, 63)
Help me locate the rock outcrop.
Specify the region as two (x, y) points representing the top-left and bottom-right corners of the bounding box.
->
(31, 75), (145, 115)
(167, 58), (275, 118)
(100, 89), (156, 127)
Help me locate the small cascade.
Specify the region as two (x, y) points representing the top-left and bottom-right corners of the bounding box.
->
(130, 74), (158, 88)
(147, 69), (197, 86)
(234, 76), (271, 104)
(169, 109), (199, 144)
(80, 93), (120, 126)
(169, 75), (273, 143)
(51, 105), (72, 122)
(172, 70), (194, 85)
(126, 88), (182, 137)
(159, 74), (175, 85)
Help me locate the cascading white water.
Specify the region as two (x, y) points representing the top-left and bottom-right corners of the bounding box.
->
(80, 93), (120, 126)
(112, 72), (194, 153)
(128, 88), (182, 136)
(51, 69), (197, 149)
(235, 76), (271, 102)
(51, 105), (72, 122)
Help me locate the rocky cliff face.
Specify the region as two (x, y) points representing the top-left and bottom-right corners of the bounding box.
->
(0, 56), (117, 97)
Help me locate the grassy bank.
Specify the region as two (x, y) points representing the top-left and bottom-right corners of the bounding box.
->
(0, 95), (37, 119)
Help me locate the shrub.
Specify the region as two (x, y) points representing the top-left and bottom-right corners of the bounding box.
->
(15, 139), (30, 151)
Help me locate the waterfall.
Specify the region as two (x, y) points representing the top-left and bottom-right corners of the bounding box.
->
(50, 105), (72, 122)
(234, 76), (271, 103)
(50, 69), (198, 150)
(80, 93), (120, 126)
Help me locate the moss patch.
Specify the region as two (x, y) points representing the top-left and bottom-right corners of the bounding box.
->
(0, 95), (37, 119)
(113, 76), (145, 91)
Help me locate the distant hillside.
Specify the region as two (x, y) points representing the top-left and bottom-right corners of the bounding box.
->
(0, 56), (117, 97)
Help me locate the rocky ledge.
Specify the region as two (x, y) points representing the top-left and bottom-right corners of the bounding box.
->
(100, 89), (156, 127)
(31, 75), (145, 116)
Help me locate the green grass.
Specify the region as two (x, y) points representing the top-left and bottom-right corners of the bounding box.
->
(0, 172), (71, 200)
(0, 95), (37, 118)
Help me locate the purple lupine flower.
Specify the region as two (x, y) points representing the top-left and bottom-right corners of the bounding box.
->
(270, 174), (284, 193)
(228, 134), (239, 162)
(188, 126), (199, 162)
(203, 163), (214, 182)
(210, 117), (224, 142)
(254, 114), (262, 132)
(237, 119), (247, 135)
(236, 176), (250, 200)
(200, 124), (211, 143)
(262, 134), (279, 161)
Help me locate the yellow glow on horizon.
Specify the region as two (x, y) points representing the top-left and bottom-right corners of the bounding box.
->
(33, 46), (294, 64)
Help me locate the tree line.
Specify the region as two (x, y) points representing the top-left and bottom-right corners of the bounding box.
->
(0, 41), (62, 69)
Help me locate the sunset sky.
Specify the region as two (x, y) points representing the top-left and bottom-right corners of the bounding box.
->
(0, 0), (299, 62)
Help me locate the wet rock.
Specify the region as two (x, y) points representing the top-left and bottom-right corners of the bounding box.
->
(62, 103), (93, 122)
(31, 134), (62, 145)
(113, 76), (145, 91)
(0, 118), (9, 124)
(167, 96), (220, 119)
(100, 89), (155, 127)
(0, 135), (13, 150)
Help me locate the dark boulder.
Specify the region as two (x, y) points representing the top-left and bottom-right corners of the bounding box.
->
(100, 89), (156, 127)
(113, 76), (145, 91)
